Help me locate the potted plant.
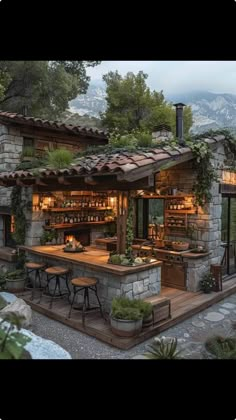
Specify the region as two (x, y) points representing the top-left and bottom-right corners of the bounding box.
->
(200, 272), (216, 293)
(110, 297), (143, 337)
(5, 269), (26, 292)
(137, 300), (153, 328)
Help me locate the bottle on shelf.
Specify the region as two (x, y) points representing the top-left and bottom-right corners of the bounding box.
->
(64, 214), (68, 223)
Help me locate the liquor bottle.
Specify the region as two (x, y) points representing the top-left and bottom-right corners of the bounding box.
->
(87, 214), (91, 222)
(64, 214), (68, 223)
(90, 214), (94, 222)
(73, 215), (78, 223)
(69, 216), (74, 224)
(95, 198), (99, 207)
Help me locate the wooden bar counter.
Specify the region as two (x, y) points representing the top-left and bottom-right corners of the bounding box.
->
(20, 245), (162, 311)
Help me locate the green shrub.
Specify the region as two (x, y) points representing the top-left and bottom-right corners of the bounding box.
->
(111, 297), (152, 321)
(5, 269), (25, 280)
(136, 132), (152, 147)
(133, 300), (152, 320)
(144, 338), (182, 359)
(200, 272), (216, 293)
(45, 148), (74, 169)
(205, 335), (236, 359)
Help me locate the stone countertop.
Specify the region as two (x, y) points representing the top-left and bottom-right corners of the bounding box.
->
(153, 247), (211, 259)
(19, 245), (162, 276)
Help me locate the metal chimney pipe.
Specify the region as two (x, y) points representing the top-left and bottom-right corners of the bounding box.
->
(174, 103), (185, 145)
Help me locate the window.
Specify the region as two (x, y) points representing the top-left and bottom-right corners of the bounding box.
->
(23, 137), (35, 149)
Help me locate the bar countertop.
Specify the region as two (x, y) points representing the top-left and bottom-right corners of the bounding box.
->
(19, 245), (162, 276)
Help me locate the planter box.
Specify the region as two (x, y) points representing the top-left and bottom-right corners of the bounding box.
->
(143, 296), (171, 324)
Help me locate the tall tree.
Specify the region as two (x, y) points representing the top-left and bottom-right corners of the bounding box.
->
(101, 71), (193, 135)
(0, 61), (101, 119)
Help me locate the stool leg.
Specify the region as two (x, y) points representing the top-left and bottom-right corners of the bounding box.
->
(82, 288), (88, 325)
(94, 285), (104, 318)
(49, 275), (59, 309)
(68, 286), (77, 318)
(25, 268), (31, 290)
(31, 270), (36, 301)
(65, 273), (71, 303)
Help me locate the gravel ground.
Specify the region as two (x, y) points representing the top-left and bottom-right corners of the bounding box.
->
(31, 292), (236, 359)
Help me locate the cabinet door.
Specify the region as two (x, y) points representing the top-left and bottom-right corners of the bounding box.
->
(162, 262), (186, 290)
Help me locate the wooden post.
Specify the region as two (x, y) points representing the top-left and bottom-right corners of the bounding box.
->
(116, 191), (128, 254)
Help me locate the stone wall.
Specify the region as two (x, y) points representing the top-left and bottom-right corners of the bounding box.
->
(24, 251), (161, 312)
(0, 125), (23, 210)
(155, 142), (225, 291)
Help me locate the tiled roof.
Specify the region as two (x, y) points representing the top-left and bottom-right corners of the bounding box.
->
(0, 135), (224, 183)
(0, 111), (108, 139)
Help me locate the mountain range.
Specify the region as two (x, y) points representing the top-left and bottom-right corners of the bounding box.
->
(68, 81), (236, 134)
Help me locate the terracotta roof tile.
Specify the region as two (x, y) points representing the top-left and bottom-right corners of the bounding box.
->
(0, 110), (108, 140)
(0, 136), (227, 183)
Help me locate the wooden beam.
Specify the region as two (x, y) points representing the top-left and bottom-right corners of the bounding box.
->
(16, 178), (27, 187)
(35, 177), (48, 186)
(58, 176), (71, 186)
(84, 176), (98, 185)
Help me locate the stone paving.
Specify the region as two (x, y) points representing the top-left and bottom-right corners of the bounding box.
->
(30, 292), (236, 359)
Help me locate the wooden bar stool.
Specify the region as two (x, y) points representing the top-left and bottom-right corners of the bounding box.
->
(40, 266), (70, 309)
(25, 262), (45, 301)
(68, 277), (103, 324)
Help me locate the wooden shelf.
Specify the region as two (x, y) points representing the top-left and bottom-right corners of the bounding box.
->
(44, 221), (115, 230)
(165, 209), (196, 214)
(42, 207), (112, 212)
(136, 194), (194, 199)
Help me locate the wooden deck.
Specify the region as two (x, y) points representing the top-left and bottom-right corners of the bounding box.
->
(19, 276), (236, 350)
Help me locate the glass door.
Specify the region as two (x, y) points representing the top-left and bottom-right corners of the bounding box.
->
(229, 198), (236, 274)
(221, 196), (236, 275)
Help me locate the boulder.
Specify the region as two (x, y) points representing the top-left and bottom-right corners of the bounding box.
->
(21, 329), (72, 359)
(0, 292), (17, 304)
(1, 298), (32, 328)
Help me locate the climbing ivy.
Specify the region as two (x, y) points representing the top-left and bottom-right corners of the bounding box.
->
(11, 186), (30, 245)
(126, 198), (134, 259)
(187, 140), (218, 207)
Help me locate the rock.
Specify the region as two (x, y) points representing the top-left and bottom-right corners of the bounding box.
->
(0, 292), (17, 304)
(219, 308), (230, 315)
(192, 320), (206, 328)
(1, 298), (32, 328)
(221, 303), (236, 309)
(21, 329), (72, 359)
(184, 333), (190, 338)
(204, 312), (225, 322)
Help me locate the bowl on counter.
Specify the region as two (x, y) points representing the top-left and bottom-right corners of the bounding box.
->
(172, 242), (189, 251)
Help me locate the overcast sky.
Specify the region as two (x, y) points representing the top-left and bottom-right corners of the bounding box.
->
(87, 61), (236, 96)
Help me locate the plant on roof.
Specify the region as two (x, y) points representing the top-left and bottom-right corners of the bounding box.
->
(45, 148), (74, 169)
